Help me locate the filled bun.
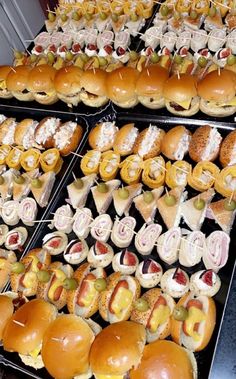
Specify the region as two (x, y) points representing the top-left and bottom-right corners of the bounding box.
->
(189, 125), (222, 162)
(54, 66), (83, 107)
(0, 66), (13, 99)
(106, 66), (139, 108)
(161, 125), (192, 160)
(219, 129), (236, 167)
(88, 121), (118, 152)
(42, 314), (94, 379)
(133, 124), (165, 159)
(113, 123), (139, 156)
(80, 68), (108, 107)
(6, 65), (34, 102)
(14, 118), (38, 148)
(129, 340), (197, 379)
(27, 64), (58, 105)
(136, 64), (169, 109)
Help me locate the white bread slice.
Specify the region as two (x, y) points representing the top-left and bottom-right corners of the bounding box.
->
(208, 199), (236, 234)
(134, 187), (164, 224)
(0, 169), (19, 200)
(13, 169), (40, 201)
(157, 187), (187, 229)
(181, 188), (215, 231)
(91, 179), (121, 214)
(31, 171), (56, 208)
(67, 173), (97, 209)
(112, 183), (142, 216)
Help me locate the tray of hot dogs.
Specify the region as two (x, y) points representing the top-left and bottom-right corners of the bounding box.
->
(0, 111), (235, 379)
(0, 109), (88, 293)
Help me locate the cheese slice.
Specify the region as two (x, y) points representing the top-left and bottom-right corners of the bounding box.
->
(29, 345), (41, 359)
(0, 80), (6, 89)
(185, 307), (206, 342)
(149, 305), (170, 333)
(111, 287), (133, 317)
(222, 97), (236, 106)
(175, 98), (191, 110)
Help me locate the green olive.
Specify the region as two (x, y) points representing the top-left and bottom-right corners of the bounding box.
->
(97, 182), (109, 193)
(72, 11), (80, 21)
(143, 191), (154, 204)
(80, 53), (89, 63)
(198, 56), (207, 68)
(174, 54), (183, 64)
(150, 52), (160, 63)
(14, 50), (23, 59)
(99, 12), (107, 20)
(63, 278), (78, 290)
(130, 13), (138, 22)
(160, 4), (169, 16)
(60, 14), (68, 22)
(84, 12), (92, 21)
(94, 278), (107, 292)
(173, 11), (181, 20)
(65, 51), (74, 61)
(47, 52), (55, 64)
(118, 187), (129, 199)
(31, 178), (42, 188)
(37, 270), (51, 283)
(164, 194), (176, 206)
(30, 54), (37, 63)
(48, 12), (56, 22)
(129, 50), (139, 61)
(14, 175), (25, 185)
(224, 198), (236, 211)
(74, 178), (84, 189)
(11, 262), (25, 274)
(111, 13), (119, 22)
(98, 57), (108, 67)
(173, 305), (189, 321)
(0, 176), (5, 185)
(208, 6), (216, 17)
(227, 55), (236, 66)
(193, 198), (206, 210)
(134, 298), (149, 312)
(190, 10), (198, 19)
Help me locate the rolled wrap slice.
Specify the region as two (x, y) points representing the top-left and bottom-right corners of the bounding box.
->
(179, 231), (206, 267)
(135, 223), (162, 255)
(157, 227), (181, 265)
(20, 148), (41, 172)
(111, 216), (136, 248)
(165, 161), (191, 189)
(5, 146), (24, 170)
(72, 208), (92, 239)
(80, 150), (101, 176)
(1, 200), (19, 226)
(99, 150), (120, 181)
(51, 205), (74, 234)
(0, 224), (9, 245)
(18, 198), (38, 226)
(63, 239), (89, 265)
(4, 227), (28, 251)
(203, 231), (230, 272)
(90, 214), (113, 242)
(40, 148), (63, 174)
(214, 165), (236, 199)
(120, 154), (143, 185)
(142, 156), (165, 189)
(188, 161), (220, 192)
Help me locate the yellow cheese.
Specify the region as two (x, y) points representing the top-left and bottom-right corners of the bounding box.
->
(222, 97), (236, 106)
(29, 345), (41, 359)
(0, 258), (6, 269)
(80, 281), (97, 308)
(111, 287), (133, 317)
(95, 375), (124, 379)
(27, 255), (40, 272)
(149, 305), (171, 333)
(175, 98), (191, 110)
(185, 307), (206, 342)
(54, 269), (67, 281)
(0, 80), (6, 89)
(23, 272), (37, 288)
(48, 270), (66, 301)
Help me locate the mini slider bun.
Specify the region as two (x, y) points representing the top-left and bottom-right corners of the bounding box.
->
(113, 123), (139, 156)
(129, 340), (197, 379)
(163, 73), (199, 116)
(161, 125), (192, 160)
(136, 64), (169, 109)
(90, 321), (146, 379)
(106, 66), (140, 108)
(88, 121), (118, 152)
(80, 68), (108, 107)
(0, 65), (13, 99)
(220, 129), (236, 167)
(0, 295), (14, 340)
(6, 65), (34, 102)
(42, 314), (95, 379)
(197, 69), (236, 117)
(189, 125), (222, 162)
(54, 66), (83, 107)
(27, 64), (58, 105)
(133, 124), (165, 159)
(14, 118), (38, 148)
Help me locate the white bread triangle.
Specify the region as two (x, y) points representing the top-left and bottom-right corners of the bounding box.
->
(157, 187), (187, 229)
(67, 173), (97, 209)
(31, 171), (56, 208)
(112, 183), (142, 216)
(13, 169), (39, 202)
(181, 188), (215, 231)
(208, 199), (236, 234)
(91, 179), (121, 214)
(134, 187), (164, 224)
(0, 169), (19, 200)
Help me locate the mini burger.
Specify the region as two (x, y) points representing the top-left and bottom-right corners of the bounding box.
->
(54, 66), (83, 107)
(0, 295), (14, 340)
(2, 299), (57, 369)
(163, 73), (199, 116)
(197, 69), (236, 117)
(89, 320), (146, 379)
(80, 68), (108, 107)
(0, 65), (13, 99)
(6, 65), (34, 102)
(161, 125), (192, 160)
(136, 64), (169, 109)
(41, 314), (95, 379)
(106, 66), (140, 108)
(129, 340), (197, 379)
(27, 64), (58, 105)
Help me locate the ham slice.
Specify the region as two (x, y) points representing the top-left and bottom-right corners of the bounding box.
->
(203, 231), (230, 272)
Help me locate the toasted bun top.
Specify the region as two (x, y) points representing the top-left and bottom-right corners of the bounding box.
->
(3, 299), (57, 354)
(197, 69), (236, 102)
(27, 65), (57, 92)
(90, 321), (146, 376)
(130, 340), (196, 379)
(163, 74), (197, 102)
(106, 67), (139, 103)
(0, 66), (12, 81)
(136, 65), (169, 96)
(6, 65), (32, 91)
(54, 66), (83, 95)
(42, 315), (94, 379)
(0, 295), (14, 340)
(80, 68), (107, 96)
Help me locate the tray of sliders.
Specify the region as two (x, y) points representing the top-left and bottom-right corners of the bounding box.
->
(0, 109), (88, 294)
(0, 112), (236, 379)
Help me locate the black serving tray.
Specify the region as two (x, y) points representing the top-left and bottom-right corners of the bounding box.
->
(0, 108), (89, 293)
(1, 112), (236, 379)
